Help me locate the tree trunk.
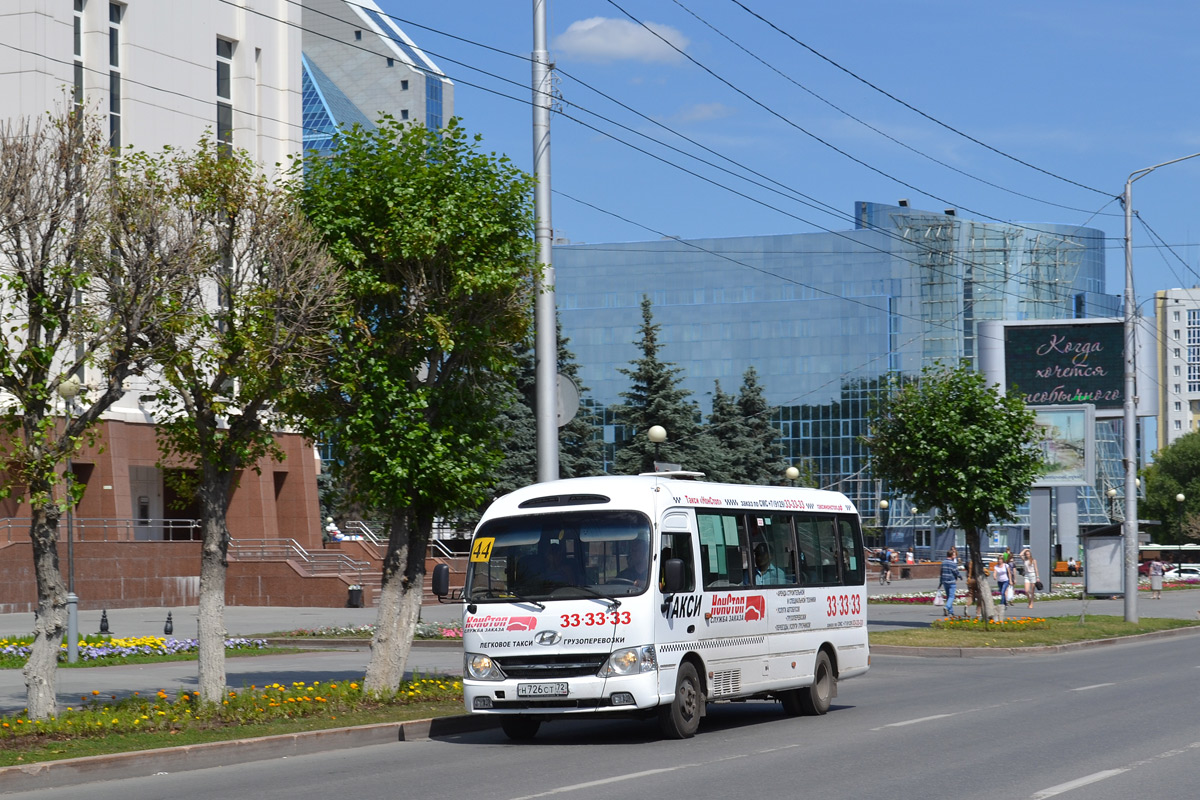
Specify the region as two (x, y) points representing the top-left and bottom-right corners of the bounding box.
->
(23, 505), (66, 719)
(364, 507), (430, 693)
(969, 529), (998, 623)
(196, 487), (230, 704)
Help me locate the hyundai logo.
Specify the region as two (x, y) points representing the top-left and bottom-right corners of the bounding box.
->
(535, 630), (562, 646)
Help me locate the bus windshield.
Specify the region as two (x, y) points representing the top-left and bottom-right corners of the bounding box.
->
(466, 510), (652, 602)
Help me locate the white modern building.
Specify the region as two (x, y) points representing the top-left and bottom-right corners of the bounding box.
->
(1155, 287), (1200, 449)
(2, 0), (302, 166)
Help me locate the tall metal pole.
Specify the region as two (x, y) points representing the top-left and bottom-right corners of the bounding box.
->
(1122, 151), (1200, 623)
(532, 0), (558, 482)
(1122, 175), (1139, 623)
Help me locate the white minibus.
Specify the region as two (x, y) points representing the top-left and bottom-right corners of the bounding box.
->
(432, 474), (869, 740)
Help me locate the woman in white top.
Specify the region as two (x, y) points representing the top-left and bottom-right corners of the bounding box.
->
(1021, 548), (1038, 609)
(993, 557), (1012, 613)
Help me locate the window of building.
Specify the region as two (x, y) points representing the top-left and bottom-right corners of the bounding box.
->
(74, 0), (84, 108)
(1176, 401), (1182, 412)
(401, 79), (409, 90)
(1174, 311), (1181, 322)
(216, 38), (234, 153)
(108, 3), (122, 149)
(400, 109), (409, 120)
(1174, 366), (1181, 377)
(1175, 420), (1182, 430)
(386, 57), (394, 67)
(354, 30), (361, 40)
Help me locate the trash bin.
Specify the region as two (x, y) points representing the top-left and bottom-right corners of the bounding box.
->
(347, 585), (364, 608)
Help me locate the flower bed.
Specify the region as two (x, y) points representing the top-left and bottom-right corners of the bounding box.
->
(280, 622), (463, 640)
(0, 635), (266, 666)
(0, 675), (462, 742)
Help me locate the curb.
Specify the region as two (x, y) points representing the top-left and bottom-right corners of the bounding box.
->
(265, 638), (463, 650)
(871, 622), (1200, 658)
(0, 714), (499, 793)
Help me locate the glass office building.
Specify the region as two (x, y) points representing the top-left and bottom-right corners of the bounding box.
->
(554, 201), (1120, 535)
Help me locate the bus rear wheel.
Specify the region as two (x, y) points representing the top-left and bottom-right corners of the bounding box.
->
(501, 716), (541, 741)
(799, 651), (834, 715)
(658, 661), (703, 739)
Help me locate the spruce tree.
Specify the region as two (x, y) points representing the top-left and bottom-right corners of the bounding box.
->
(613, 296), (713, 474)
(735, 366), (789, 484)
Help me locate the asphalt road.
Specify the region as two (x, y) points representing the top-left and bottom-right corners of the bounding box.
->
(5, 626), (1198, 800)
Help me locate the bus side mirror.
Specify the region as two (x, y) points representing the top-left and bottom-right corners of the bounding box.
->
(661, 558), (685, 594)
(432, 563), (450, 599)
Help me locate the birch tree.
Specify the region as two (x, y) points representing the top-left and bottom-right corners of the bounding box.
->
(138, 141), (343, 702)
(0, 109), (199, 718)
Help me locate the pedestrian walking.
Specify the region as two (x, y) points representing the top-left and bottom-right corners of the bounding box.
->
(939, 547), (959, 617)
(1149, 558), (1164, 599)
(1021, 548), (1040, 609)
(993, 556), (1014, 619)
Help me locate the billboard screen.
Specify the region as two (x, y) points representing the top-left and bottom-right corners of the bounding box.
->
(1003, 322), (1123, 410)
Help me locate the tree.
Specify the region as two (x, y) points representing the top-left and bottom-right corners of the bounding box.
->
(865, 362), (1044, 622)
(613, 296), (716, 475)
(0, 109), (198, 718)
(453, 326), (604, 532)
(136, 141), (344, 703)
(1142, 431), (1200, 544)
(297, 116), (538, 694)
(733, 367), (788, 484)
(701, 380), (740, 483)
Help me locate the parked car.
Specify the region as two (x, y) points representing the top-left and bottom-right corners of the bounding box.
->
(1162, 565), (1200, 582)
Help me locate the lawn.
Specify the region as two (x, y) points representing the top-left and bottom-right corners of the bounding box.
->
(870, 614), (1200, 648)
(0, 676), (464, 767)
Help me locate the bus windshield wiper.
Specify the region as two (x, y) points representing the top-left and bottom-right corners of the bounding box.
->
(471, 591), (545, 610)
(557, 585), (622, 609)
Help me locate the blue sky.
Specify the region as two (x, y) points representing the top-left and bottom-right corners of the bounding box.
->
(380, 0), (1200, 305)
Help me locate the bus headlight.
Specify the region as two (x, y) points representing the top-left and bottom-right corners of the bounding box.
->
(464, 652), (505, 681)
(598, 645), (657, 677)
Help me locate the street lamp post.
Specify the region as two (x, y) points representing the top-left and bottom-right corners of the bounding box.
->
(1123, 151), (1200, 623)
(878, 499), (888, 551)
(1176, 493), (1186, 573)
(785, 465), (799, 486)
(647, 425), (667, 472)
(57, 376), (81, 664)
(1107, 487), (1118, 521)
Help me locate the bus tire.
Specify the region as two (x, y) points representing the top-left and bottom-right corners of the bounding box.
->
(780, 688), (804, 716)
(658, 661), (703, 739)
(501, 716), (541, 741)
(799, 650), (834, 715)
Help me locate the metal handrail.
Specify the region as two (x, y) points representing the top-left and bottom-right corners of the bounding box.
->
(228, 537), (369, 581)
(1, 517), (200, 544)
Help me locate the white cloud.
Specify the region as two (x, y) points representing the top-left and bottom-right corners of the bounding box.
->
(553, 17), (689, 64)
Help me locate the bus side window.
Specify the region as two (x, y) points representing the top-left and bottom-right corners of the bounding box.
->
(660, 530), (695, 592)
(697, 511), (748, 588)
(838, 518), (864, 584)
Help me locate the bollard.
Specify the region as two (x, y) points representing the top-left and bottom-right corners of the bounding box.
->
(66, 593), (79, 664)
(99, 609), (110, 635)
(164, 612), (174, 636)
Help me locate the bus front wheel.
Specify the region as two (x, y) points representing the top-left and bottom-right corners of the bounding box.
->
(501, 716), (541, 741)
(799, 651), (834, 715)
(658, 661), (703, 739)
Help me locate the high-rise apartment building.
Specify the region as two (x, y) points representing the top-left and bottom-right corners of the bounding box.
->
(1154, 287), (1200, 449)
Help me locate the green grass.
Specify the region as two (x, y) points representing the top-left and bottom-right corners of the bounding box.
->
(870, 614), (1200, 648)
(0, 676), (464, 767)
(0, 698), (464, 767)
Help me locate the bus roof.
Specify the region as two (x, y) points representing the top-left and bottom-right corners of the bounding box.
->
(478, 474), (859, 522)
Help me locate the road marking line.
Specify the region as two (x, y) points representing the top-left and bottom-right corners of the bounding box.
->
(1069, 682), (1114, 691)
(1031, 741), (1200, 798)
(872, 712), (956, 729)
(1032, 768), (1128, 798)
(508, 766), (691, 799)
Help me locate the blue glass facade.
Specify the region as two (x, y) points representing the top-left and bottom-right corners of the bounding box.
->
(300, 54), (374, 157)
(554, 201), (1120, 528)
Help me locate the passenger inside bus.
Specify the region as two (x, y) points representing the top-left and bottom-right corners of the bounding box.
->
(515, 538), (577, 593)
(615, 542), (649, 589)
